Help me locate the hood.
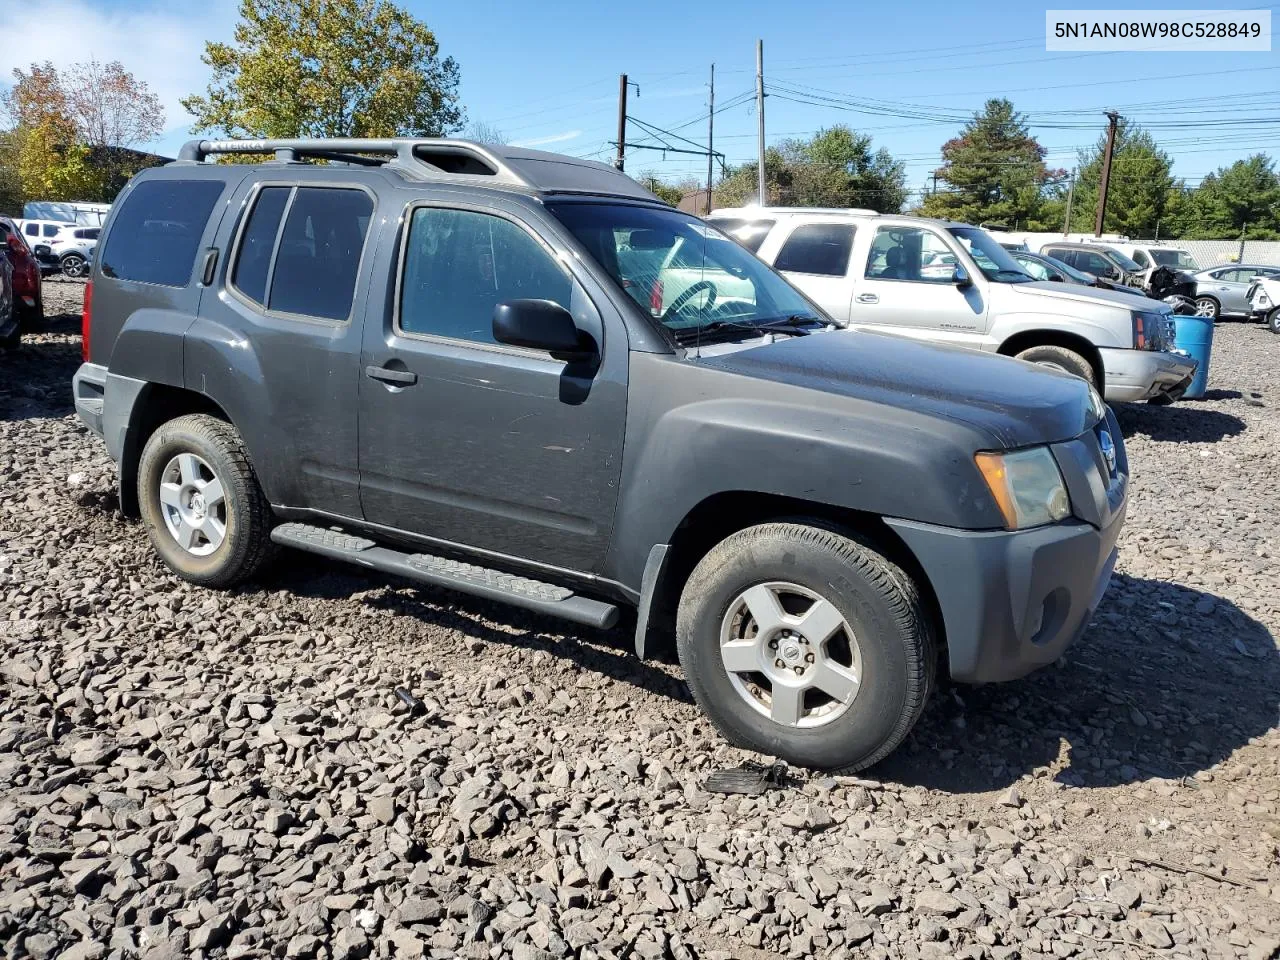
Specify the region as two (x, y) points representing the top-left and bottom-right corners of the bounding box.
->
(1007, 279), (1157, 311)
(697, 328), (1098, 448)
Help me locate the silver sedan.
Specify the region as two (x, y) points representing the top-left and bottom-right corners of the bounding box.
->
(1192, 264), (1280, 319)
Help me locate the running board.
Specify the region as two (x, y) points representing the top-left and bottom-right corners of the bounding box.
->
(270, 522), (620, 629)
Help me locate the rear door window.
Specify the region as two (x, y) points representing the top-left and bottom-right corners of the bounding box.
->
(230, 187), (291, 307)
(774, 223), (855, 276)
(268, 188), (373, 321)
(100, 179), (225, 286)
(712, 218), (775, 253)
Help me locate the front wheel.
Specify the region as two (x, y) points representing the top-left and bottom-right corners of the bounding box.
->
(60, 254), (89, 279)
(1014, 344), (1096, 386)
(1269, 308), (1280, 335)
(676, 522), (935, 772)
(138, 414), (275, 587)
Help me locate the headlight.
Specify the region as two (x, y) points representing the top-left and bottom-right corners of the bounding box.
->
(975, 447), (1071, 530)
(1087, 385), (1107, 425)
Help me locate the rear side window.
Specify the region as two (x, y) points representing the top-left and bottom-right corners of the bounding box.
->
(399, 207), (572, 345)
(774, 223), (855, 276)
(229, 186), (373, 321)
(100, 180), (224, 286)
(712, 218), (775, 253)
(43, 224), (59, 238)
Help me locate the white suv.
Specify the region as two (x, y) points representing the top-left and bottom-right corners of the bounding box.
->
(15, 220), (99, 278)
(708, 207), (1196, 404)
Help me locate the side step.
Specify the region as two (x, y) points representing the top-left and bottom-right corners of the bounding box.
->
(270, 522), (620, 630)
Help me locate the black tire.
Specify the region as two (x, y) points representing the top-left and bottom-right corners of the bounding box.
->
(60, 254), (88, 279)
(17, 299), (43, 331)
(138, 414), (275, 588)
(676, 522), (935, 772)
(0, 322), (19, 350)
(1269, 308), (1280, 335)
(1193, 296), (1220, 321)
(1014, 344), (1096, 386)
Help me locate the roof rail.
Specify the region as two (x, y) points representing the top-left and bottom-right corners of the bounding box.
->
(176, 138), (535, 188)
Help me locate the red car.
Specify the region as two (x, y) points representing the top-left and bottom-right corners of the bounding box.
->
(0, 216), (44, 331)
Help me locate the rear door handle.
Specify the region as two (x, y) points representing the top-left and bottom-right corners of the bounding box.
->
(856, 293), (878, 304)
(200, 248), (219, 286)
(365, 365), (418, 386)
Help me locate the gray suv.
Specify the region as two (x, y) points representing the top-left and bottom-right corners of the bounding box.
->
(73, 138), (1128, 771)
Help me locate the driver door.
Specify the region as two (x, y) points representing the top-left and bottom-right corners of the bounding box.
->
(849, 224), (990, 346)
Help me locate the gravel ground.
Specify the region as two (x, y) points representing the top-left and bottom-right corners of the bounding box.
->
(2, 279), (1279, 960)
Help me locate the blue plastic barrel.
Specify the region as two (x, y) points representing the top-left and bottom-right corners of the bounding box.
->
(1172, 314), (1213, 400)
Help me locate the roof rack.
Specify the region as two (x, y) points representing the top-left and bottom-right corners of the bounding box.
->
(174, 138), (661, 202)
(177, 138), (533, 186)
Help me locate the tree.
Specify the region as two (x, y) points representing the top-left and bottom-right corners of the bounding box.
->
(1070, 120), (1175, 237)
(715, 125), (907, 212)
(62, 60), (164, 188)
(181, 0), (464, 140)
(3, 60), (164, 201)
(463, 121), (508, 145)
(916, 99), (1061, 228)
(1173, 155), (1280, 239)
(635, 173), (684, 206)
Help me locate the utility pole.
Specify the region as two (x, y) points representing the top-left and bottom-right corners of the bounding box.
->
(756, 40), (766, 206)
(706, 63), (715, 215)
(1063, 169), (1076, 235)
(931, 173), (938, 195)
(614, 74), (629, 171)
(1094, 111), (1120, 236)
(1238, 222), (1248, 264)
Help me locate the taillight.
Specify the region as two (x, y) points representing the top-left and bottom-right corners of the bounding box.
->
(649, 278), (664, 315)
(81, 280), (93, 362)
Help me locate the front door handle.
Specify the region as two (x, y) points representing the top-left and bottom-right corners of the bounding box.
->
(856, 293), (879, 304)
(365, 365), (418, 386)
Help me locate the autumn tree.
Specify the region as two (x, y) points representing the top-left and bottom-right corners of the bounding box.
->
(2, 60), (164, 201)
(181, 0), (464, 140)
(917, 99), (1061, 227)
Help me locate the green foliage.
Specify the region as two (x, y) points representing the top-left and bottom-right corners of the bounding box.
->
(1070, 120), (1175, 237)
(181, 0), (464, 139)
(1171, 154), (1280, 240)
(636, 173), (684, 206)
(715, 125), (907, 213)
(916, 99), (1060, 228)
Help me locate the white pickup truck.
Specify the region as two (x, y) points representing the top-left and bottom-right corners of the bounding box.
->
(709, 207), (1196, 404)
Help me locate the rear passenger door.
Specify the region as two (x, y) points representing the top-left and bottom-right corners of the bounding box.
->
(191, 178), (378, 518)
(356, 198), (627, 574)
(763, 220), (857, 323)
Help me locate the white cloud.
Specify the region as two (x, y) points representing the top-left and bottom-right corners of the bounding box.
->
(0, 0), (236, 148)
(512, 130), (582, 148)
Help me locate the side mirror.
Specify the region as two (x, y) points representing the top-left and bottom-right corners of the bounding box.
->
(952, 264), (972, 287)
(493, 299), (595, 361)
(1050, 273), (1065, 282)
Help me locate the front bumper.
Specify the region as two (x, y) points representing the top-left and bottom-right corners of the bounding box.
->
(886, 410), (1127, 683)
(1098, 346), (1196, 403)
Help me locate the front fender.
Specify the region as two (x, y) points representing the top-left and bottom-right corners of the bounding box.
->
(988, 310), (1131, 350)
(604, 354), (1006, 591)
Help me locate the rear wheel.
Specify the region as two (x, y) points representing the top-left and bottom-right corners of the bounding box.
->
(676, 522), (935, 772)
(138, 414), (275, 587)
(1014, 344), (1096, 386)
(60, 254), (88, 279)
(1193, 296), (1219, 320)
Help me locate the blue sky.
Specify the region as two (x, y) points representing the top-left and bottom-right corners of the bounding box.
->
(2, 0), (1277, 204)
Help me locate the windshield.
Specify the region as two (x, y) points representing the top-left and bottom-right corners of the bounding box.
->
(1150, 248), (1199, 270)
(549, 203), (819, 341)
(1109, 250), (1143, 272)
(947, 226), (1034, 283)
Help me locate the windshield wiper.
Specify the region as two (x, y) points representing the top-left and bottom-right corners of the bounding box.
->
(672, 318), (810, 344)
(757, 313), (824, 329)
